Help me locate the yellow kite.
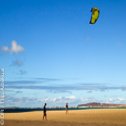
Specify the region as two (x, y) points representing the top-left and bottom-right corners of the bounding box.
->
(90, 8), (100, 24)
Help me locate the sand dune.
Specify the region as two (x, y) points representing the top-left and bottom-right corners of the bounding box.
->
(4, 109), (126, 126)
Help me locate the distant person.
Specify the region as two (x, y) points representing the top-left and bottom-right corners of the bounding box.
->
(43, 103), (47, 120)
(66, 103), (69, 114)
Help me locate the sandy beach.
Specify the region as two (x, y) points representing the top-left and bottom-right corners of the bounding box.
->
(4, 109), (126, 126)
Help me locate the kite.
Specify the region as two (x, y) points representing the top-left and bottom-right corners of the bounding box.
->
(89, 7), (100, 24)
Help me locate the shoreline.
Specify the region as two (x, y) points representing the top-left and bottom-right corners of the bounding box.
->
(2, 107), (126, 113)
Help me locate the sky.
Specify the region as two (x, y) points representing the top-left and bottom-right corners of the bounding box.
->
(0, 0), (126, 107)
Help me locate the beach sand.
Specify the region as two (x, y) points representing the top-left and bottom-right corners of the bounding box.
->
(4, 109), (126, 126)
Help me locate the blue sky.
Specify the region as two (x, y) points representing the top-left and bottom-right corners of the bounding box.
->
(0, 0), (126, 107)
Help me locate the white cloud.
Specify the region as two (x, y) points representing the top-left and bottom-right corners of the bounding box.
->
(39, 96), (76, 103)
(66, 95), (76, 101)
(11, 40), (24, 53)
(0, 40), (24, 53)
(105, 97), (126, 104)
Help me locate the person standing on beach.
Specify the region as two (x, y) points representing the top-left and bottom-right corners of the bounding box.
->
(43, 103), (47, 120)
(66, 103), (69, 114)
